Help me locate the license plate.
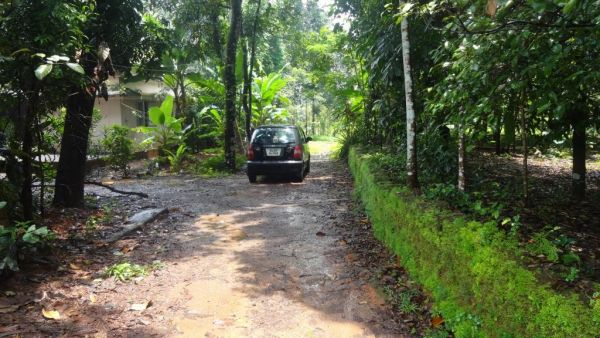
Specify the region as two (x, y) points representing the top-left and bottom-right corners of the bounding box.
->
(265, 148), (281, 156)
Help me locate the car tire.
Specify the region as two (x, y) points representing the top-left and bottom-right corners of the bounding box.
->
(305, 160), (310, 175)
(292, 169), (304, 182)
(248, 172), (257, 183)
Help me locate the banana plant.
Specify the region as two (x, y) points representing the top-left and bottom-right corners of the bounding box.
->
(134, 95), (192, 154)
(165, 144), (188, 173)
(251, 73), (290, 126)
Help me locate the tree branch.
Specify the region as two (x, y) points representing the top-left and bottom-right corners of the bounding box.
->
(84, 181), (148, 198)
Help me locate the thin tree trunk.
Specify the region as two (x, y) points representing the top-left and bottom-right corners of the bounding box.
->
(571, 108), (587, 200)
(458, 122), (466, 192)
(312, 96), (316, 135)
(242, 38), (251, 140)
(494, 109), (502, 154)
(179, 72), (187, 119)
(247, 0), (261, 134)
(401, 12), (419, 191)
(305, 101), (308, 132)
(520, 103), (529, 207)
(20, 99), (34, 220)
(223, 0), (242, 170)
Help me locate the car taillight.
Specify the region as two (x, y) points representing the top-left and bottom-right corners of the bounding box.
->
(246, 144), (254, 160)
(293, 145), (302, 160)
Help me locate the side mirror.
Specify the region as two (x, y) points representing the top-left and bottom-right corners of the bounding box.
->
(305, 136), (313, 142)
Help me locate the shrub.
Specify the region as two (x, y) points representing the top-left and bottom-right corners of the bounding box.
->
(348, 147), (600, 337)
(0, 203), (55, 272)
(102, 125), (134, 177)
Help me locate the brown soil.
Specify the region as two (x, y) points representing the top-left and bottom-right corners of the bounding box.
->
(0, 158), (441, 337)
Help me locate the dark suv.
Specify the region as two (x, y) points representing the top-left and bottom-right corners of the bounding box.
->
(246, 125), (311, 183)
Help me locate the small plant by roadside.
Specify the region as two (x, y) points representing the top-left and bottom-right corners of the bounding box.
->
(165, 144), (188, 173)
(192, 149), (245, 177)
(102, 125), (134, 177)
(103, 260), (164, 282)
(1, 202), (55, 271)
(384, 285), (420, 314)
(84, 215), (98, 235)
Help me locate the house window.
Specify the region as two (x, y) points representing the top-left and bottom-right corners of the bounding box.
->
(136, 100), (149, 127)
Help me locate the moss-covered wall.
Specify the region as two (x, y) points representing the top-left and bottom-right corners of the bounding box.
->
(348, 147), (600, 337)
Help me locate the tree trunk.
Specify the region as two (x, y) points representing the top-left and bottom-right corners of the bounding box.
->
(520, 104), (529, 207)
(246, 0), (261, 137)
(223, 0), (242, 171)
(311, 96), (316, 135)
(494, 109), (502, 154)
(20, 99), (34, 220)
(53, 90), (96, 207)
(178, 72), (187, 119)
(458, 123), (466, 192)
(242, 39), (251, 141)
(401, 12), (419, 191)
(504, 97), (516, 153)
(571, 108), (587, 201)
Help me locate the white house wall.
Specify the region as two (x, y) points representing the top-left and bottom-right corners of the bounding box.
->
(92, 97), (122, 140)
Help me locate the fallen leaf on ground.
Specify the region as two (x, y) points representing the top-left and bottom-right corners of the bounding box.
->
(4, 291), (16, 297)
(89, 294), (97, 303)
(431, 315), (444, 328)
(42, 309), (61, 320)
(69, 263), (81, 270)
(130, 300), (152, 311)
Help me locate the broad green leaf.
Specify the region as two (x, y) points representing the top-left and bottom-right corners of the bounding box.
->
(66, 63), (84, 74)
(47, 55), (61, 62)
(0, 201), (6, 209)
(34, 64), (53, 80)
(160, 95), (174, 116)
(148, 106), (165, 125)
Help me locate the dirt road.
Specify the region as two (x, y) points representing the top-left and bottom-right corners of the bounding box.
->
(2, 158), (425, 337)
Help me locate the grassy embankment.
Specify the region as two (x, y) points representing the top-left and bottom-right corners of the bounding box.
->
(348, 147), (600, 337)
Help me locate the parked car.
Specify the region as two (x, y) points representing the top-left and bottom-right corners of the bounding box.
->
(246, 125), (311, 183)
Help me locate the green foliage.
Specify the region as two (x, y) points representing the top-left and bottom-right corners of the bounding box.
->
(348, 147), (600, 337)
(135, 95), (191, 157)
(192, 150), (245, 177)
(528, 232), (560, 263)
(384, 287), (419, 314)
(0, 208), (55, 272)
(102, 125), (134, 177)
(165, 144), (188, 173)
(103, 260), (164, 282)
(103, 262), (149, 282)
(251, 72), (290, 126)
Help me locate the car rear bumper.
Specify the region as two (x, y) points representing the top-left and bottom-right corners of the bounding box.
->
(247, 160), (303, 175)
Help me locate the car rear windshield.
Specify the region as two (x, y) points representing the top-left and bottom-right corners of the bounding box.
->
(251, 127), (297, 145)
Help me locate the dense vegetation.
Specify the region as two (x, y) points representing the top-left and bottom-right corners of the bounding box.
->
(1, 0), (600, 335)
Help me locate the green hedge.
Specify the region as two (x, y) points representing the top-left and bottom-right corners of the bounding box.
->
(348, 147), (600, 337)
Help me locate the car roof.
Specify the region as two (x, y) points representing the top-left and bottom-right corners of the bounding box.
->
(256, 124), (298, 129)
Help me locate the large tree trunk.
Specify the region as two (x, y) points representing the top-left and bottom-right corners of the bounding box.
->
(571, 108), (587, 201)
(223, 0), (242, 170)
(53, 90), (96, 207)
(401, 13), (419, 191)
(54, 49), (112, 208)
